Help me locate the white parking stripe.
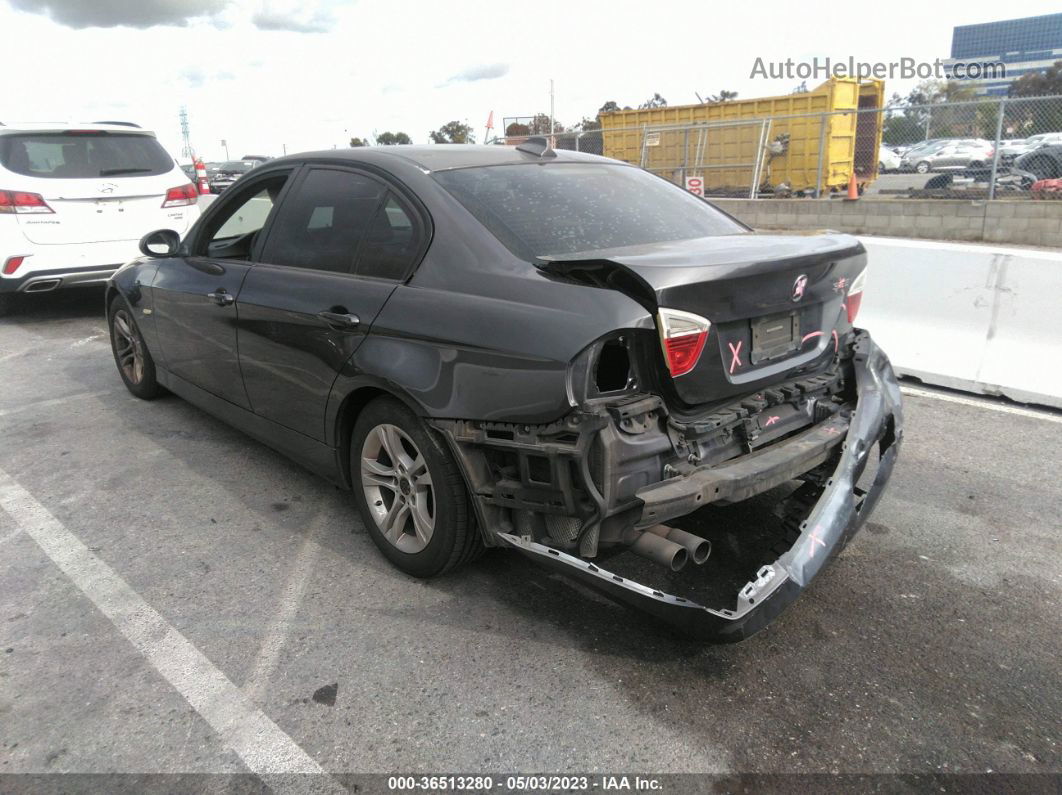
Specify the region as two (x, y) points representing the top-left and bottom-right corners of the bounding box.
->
(899, 385), (1062, 425)
(0, 469), (344, 792)
(242, 515), (325, 703)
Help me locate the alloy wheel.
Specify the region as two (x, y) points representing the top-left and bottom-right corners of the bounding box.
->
(360, 423), (436, 553)
(112, 309), (144, 384)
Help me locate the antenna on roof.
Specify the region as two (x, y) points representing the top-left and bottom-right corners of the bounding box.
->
(515, 135), (557, 158)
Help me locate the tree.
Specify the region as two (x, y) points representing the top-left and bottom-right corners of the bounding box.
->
(527, 113), (563, 135)
(429, 121), (475, 144)
(1007, 61), (1062, 135)
(376, 131), (412, 145)
(349, 137), (370, 147)
(706, 90), (738, 102)
(638, 92), (667, 109)
(598, 100), (620, 115)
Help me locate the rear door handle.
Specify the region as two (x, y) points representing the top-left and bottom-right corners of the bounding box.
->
(207, 289), (234, 306)
(317, 311), (360, 330)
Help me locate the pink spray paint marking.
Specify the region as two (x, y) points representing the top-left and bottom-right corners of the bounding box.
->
(807, 525), (827, 559)
(801, 330), (823, 345)
(764, 415), (780, 427)
(727, 340), (743, 374)
(832, 329), (839, 352)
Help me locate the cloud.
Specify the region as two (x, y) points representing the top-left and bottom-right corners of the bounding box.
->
(440, 63), (510, 86)
(8, 0), (229, 29)
(251, 9), (332, 33)
(179, 67), (237, 88)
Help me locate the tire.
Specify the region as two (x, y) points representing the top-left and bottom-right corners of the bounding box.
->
(351, 397), (481, 577)
(878, 162), (885, 173)
(915, 161), (930, 174)
(108, 296), (161, 399)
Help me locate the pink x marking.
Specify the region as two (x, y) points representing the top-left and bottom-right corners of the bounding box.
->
(807, 526), (827, 559)
(727, 340), (743, 373)
(764, 415), (780, 426)
(823, 425), (841, 435)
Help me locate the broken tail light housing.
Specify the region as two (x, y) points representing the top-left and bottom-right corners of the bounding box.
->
(0, 190), (54, 214)
(162, 183), (198, 207)
(847, 268), (867, 324)
(658, 308), (711, 377)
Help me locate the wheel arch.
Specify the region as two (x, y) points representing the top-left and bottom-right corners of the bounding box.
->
(329, 379), (430, 489)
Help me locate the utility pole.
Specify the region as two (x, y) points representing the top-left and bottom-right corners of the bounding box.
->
(221, 139), (229, 160)
(549, 79), (555, 147)
(179, 106), (194, 161)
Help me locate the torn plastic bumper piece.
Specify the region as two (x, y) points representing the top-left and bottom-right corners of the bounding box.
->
(497, 331), (903, 642)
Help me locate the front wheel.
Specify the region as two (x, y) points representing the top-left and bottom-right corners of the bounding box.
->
(915, 161), (931, 174)
(351, 397), (481, 577)
(109, 297), (161, 399)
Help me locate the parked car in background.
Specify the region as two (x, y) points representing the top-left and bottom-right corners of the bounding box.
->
(901, 139), (994, 173)
(1003, 132), (1062, 164)
(878, 145), (901, 172)
(207, 159), (260, 194)
(1016, 142), (1062, 180)
(998, 138), (1028, 163)
(0, 122), (199, 315)
(106, 140), (902, 641)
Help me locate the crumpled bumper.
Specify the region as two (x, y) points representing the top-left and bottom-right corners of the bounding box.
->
(497, 331), (903, 642)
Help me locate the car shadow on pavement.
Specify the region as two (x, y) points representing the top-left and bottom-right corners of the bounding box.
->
(1, 286), (105, 324)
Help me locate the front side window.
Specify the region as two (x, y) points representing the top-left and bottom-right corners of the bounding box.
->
(197, 173), (290, 259)
(263, 168), (385, 274)
(434, 163), (747, 260)
(0, 132), (173, 178)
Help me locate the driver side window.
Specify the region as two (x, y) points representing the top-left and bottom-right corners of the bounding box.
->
(195, 173), (290, 260)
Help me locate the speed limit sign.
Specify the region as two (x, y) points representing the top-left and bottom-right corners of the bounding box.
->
(685, 175), (704, 196)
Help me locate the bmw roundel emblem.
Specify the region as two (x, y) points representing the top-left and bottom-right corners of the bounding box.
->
(792, 274), (808, 302)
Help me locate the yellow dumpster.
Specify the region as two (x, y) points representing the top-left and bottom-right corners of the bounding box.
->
(599, 78), (885, 195)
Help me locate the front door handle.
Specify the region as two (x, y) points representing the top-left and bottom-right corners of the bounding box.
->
(317, 311), (360, 330)
(207, 289), (234, 307)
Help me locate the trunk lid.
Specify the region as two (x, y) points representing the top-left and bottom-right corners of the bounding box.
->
(537, 232), (867, 407)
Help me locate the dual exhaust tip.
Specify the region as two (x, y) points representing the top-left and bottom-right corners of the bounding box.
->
(630, 525), (711, 571)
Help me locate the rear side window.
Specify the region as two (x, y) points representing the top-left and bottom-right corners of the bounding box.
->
(355, 195), (421, 280)
(0, 132), (174, 178)
(434, 162), (746, 259)
(263, 168), (385, 274)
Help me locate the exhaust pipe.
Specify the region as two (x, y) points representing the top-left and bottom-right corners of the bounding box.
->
(631, 531), (688, 571)
(646, 525), (711, 565)
(24, 279), (61, 292)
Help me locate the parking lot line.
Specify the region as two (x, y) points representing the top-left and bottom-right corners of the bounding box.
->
(242, 514), (326, 703)
(0, 468), (344, 792)
(899, 385), (1062, 424)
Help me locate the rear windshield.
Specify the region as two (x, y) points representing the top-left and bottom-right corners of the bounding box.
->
(0, 132), (173, 179)
(434, 163), (747, 259)
(214, 161), (257, 174)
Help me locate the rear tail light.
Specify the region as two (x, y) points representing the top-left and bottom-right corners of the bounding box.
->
(657, 308), (711, 377)
(162, 183), (198, 207)
(846, 268), (867, 324)
(0, 190), (54, 214)
(3, 256), (25, 275)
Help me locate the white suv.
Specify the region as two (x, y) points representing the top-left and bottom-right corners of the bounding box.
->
(0, 122), (200, 315)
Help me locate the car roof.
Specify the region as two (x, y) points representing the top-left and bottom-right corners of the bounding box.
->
(263, 144), (619, 173)
(0, 122), (155, 136)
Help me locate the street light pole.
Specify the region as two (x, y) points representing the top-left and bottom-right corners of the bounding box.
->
(549, 79), (555, 147)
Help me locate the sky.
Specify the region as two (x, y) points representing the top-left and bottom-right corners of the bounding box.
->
(0, 0), (1056, 162)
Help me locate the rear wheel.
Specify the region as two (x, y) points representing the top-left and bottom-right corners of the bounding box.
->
(351, 397), (481, 577)
(109, 297), (161, 399)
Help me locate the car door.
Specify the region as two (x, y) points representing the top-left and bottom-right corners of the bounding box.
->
(152, 169), (292, 408)
(236, 165), (428, 441)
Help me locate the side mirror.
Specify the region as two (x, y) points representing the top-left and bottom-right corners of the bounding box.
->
(139, 229), (181, 258)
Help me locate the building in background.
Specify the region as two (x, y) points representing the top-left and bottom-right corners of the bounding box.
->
(944, 13), (1062, 95)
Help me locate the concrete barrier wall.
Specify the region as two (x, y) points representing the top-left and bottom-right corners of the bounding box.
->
(713, 198), (1062, 248)
(856, 236), (1062, 409)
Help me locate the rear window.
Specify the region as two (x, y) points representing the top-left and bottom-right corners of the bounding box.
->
(0, 132), (173, 179)
(434, 163), (746, 259)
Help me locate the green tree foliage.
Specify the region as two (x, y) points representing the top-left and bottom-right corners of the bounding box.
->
(638, 93), (667, 109)
(376, 131), (412, 145)
(349, 137), (370, 147)
(1006, 61), (1062, 136)
(429, 121), (475, 144)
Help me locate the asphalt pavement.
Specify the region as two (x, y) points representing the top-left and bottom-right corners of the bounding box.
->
(0, 288), (1059, 790)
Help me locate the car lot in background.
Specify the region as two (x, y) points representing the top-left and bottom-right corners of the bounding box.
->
(899, 139), (994, 173)
(206, 159), (261, 194)
(0, 122), (200, 315)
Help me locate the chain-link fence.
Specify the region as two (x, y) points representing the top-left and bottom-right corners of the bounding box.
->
(505, 94), (1062, 200)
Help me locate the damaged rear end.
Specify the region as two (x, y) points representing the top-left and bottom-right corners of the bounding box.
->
(428, 162), (901, 641)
